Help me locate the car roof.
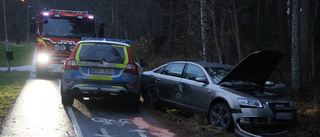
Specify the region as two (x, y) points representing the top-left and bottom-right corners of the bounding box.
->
(192, 61), (233, 68)
(169, 61), (233, 69)
(77, 40), (130, 47)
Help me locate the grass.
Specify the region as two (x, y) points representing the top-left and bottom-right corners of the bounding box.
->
(0, 43), (36, 67)
(0, 71), (30, 124)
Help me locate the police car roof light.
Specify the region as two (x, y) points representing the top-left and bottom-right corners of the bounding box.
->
(82, 37), (133, 44)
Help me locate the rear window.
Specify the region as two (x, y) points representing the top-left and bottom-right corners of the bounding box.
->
(78, 43), (126, 64)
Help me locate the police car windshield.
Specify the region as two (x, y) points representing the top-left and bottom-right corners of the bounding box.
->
(41, 17), (95, 39)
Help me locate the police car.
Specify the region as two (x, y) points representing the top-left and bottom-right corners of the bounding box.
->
(60, 37), (142, 110)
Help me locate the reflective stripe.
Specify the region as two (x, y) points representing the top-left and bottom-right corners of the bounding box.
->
(88, 76), (113, 80)
(37, 37), (48, 50)
(75, 44), (82, 62)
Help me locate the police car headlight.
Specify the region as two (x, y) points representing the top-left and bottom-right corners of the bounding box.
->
(69, 45), (75, 51)
(37, 53), (49, 64)
(53, 44), (60, 51)
(60, 45), (66, 51)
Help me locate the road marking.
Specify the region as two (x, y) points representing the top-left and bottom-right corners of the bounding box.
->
(130, 129), (148, 137)
(94, 128), (115, 137)
(92, 117), (132, 126)
(67, 106), (84, 137)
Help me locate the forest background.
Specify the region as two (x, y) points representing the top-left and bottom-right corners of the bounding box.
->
(1, 0), (319, 93)
(1, 0), (320, 135)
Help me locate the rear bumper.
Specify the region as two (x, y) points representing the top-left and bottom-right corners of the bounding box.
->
(62, 81), (140, 101)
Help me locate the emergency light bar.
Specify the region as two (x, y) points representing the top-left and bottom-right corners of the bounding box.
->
(47, 9), (92, 14)
(82, 37), (133, 44)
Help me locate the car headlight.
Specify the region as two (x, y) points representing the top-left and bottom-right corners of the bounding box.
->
(69, 45), (74, 51)
(37, 53), (49, 64)
(53, 44), (60, 50)
(238, 98), (262, 108)
(60, 45), (66, 51)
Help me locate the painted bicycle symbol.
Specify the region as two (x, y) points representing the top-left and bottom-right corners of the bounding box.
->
(92, 117), (132, 126)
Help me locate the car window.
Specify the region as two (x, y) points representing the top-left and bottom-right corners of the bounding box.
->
(154, 66), (166, 73)
(184, 64), (206, 80)
(78, 43), (126, 64)
(206, 67), (231, 84)
(161, 63), (185, 77)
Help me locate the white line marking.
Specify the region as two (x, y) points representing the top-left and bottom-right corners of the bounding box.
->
(130, 129), (148, 137)
(94, 128), (115, 137)
(67, 106), (84, 137)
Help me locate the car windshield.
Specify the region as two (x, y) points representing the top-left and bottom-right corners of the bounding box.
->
(205, 67), (231, 84)
(41, 17), (95, 39)
(78, 43), (126, 64)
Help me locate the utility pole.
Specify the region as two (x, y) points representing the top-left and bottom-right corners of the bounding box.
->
(27, 6), (32, 48)
(3, 0), (10, 71)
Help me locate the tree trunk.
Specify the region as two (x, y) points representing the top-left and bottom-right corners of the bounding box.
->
(277, 0), (289, 71)
(200, 0), (207, 61)
(311, 0), (318, 80)
(292, 0), (302, 93)
(232, 1), (243, 61)
(210, 5), (223, 64)
(300, 0), (311, 82)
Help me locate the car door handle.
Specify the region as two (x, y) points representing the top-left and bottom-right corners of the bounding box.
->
(155, 79), (160, 82)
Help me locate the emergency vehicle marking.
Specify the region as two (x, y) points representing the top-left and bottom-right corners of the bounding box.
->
(37, 37), (48, 50)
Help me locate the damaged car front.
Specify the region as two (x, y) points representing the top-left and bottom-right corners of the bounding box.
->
(217, 51), (297, 136)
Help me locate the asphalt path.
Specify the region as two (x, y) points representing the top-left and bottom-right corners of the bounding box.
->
(0, 75), (77, 137)
(0, 48), (175, 137)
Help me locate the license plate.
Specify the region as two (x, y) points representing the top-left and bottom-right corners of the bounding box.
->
(275, 112), (292, 120)
(90, 68), (113, 75)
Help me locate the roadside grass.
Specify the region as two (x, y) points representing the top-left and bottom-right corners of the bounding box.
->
(0, 71), (30, 124)
(0, 43), (36, 67)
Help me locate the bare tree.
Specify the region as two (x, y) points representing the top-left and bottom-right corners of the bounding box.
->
(231, 0), (242, 61)
(210, 2), (223, 63)
(200, 0), (207, 61)
(292, 0), (302, 93)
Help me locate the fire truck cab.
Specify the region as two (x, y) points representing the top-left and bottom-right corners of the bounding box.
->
(30, 8), (104, 77)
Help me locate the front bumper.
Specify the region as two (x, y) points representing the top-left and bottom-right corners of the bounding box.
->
(232, 104), (296, 136)
(37, 64), (64, 73)
(235, 122), (289, 137)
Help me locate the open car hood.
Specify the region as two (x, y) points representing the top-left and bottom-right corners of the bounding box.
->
(218, 50), (285, 87)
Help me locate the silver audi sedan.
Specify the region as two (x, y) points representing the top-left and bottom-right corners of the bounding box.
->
(141, 51), (296, 136)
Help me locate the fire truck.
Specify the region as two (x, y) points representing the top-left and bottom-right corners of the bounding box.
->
(30, 8), (104, 77)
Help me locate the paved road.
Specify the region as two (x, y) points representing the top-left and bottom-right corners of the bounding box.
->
(0, 74), (175, 137)
(0, 49), (175, 137)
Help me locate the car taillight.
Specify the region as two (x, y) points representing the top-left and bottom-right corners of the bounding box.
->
(64, 59), (79, 70)
(124, 63), (138, 74)
(123, 47), (138, 74)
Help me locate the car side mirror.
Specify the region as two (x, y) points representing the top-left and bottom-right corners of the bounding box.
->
(98, 22), (105, 38)
(139, 58), (147, 67)
(41, 18), (48, 24)
(195, 77), (207, 83)
(31, 17), (36, 23)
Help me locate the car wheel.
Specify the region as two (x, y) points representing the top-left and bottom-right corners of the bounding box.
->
(208, 103), (233, 130)
(142, 87), (159, 109)
(61, 92), (74, 106)
(60, 84), (74, 106)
